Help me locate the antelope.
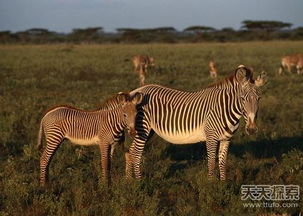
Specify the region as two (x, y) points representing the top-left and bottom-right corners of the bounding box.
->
(209, 61), (218, 78)
(279, 53), (303, 75)
(132, 55), (155, 86)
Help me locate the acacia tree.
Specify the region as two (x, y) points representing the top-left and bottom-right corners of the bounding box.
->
(12, 28), (57, 43)
(183, 26), (216, 42)
(183, 26), (215, 34)
(69, 27), (103, 42)
(116, 27), (177, 43)
(0, 31), (13, 43)
(116, 28), (145, 42)
(241, 20), (292, 32)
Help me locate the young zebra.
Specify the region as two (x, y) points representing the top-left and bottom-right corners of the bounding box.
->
(37, 92), (143, 186)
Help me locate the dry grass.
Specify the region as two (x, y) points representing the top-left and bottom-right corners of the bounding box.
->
(0, 41), (302, 215)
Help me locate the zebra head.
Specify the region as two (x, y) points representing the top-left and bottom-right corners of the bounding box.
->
(117, 92), (143, 137)
(235, 65), (267, 135)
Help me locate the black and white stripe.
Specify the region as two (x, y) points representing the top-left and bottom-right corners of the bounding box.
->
(38, 92), (143, 185)
(127, 66), (264, 180)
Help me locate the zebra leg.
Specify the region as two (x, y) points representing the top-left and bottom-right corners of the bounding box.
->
(40, 133), (64, 186)
(99, 143), (111, 182)
(206, 139), (218, 180)
(129, 135), (148, 179)
(110, 143), (116, 160)
(128, 112), (151, 179)
(118, 131), (125, 152)
(125, 151), (133, 179)
(218, 140), (230, 181)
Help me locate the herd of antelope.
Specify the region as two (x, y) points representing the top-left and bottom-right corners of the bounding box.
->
(38, 52), (300, 186)
(131, 53), (303, 86)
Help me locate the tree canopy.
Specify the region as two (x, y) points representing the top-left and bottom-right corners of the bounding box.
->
(1, 20), (302, 44)
(116, 27), (176, 33)
(183, 26), (215, 33)
(241, 20), (292, 31)
(72, 27), (103, 35)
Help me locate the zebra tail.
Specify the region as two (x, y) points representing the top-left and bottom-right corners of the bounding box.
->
(37, 121), (43, 151)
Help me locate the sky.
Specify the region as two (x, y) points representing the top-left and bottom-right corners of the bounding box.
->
(0, 0), (302, 33)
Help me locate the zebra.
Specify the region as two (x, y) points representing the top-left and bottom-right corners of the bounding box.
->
(126, 65), (267, 180)
(37, 92), (143, 186)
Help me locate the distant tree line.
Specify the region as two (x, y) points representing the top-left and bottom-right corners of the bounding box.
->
(1, 20), (302, 44)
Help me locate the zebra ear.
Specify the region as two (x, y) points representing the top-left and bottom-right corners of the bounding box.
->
(117, 92), (128, 104)
(235, 65), (253, 84)
(131, 92), (143, 105)
(255, 71), (268, 87)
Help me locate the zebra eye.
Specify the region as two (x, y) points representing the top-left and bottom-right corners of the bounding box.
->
(123, 113), (127, 118)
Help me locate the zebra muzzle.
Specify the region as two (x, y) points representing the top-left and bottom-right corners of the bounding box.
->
(245, 121), (258, 135)
(128, 128), (137, 137)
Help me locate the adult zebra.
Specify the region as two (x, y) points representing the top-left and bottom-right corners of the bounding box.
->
(127, 65), (267, 180)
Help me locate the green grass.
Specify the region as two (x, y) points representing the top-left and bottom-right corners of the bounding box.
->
(0, 41), (303, 215)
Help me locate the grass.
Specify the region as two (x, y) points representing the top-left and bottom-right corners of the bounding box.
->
(0, 41), (303, 215)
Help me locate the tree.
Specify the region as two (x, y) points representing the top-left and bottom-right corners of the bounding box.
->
(25, 28), (51, 35)
(151, 27), (176, 33)
(183, 26), (215, 33)
(12, 28), (62, 43)
(116, 27), (177, 43)
(0, 31), (13, 43)
(221, 27), (235, 33)
(241, 20), (292, 32)
(69, 27), (103, 42)
(116, 28), (145, 42)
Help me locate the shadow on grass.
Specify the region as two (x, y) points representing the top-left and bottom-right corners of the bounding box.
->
(163, 136), (303, 176)
(230, 136), (303, 159)
(165, 136), (303, 161)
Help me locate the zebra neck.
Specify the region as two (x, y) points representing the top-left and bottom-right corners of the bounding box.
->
(234, 84), (245, 120)
(107, 107), (126, 130)
(219, 82), (243, 125)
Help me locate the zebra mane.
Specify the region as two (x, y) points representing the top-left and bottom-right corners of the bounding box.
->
(44, 93), (127, 116)
(208, 71), (255, 89)
(97, 94), (121, 110)
(207, 74), (235, 88)
(97, 92), (130, 110)
(43, 105), (99, 116)
(44, 103), (118, 115)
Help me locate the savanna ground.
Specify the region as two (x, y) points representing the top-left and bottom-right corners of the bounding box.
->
(0, 41), (303, 215)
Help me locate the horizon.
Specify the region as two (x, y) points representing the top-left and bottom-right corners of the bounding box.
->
(0, 20), (300, 34)
(0, 0), (302, 34)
